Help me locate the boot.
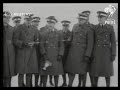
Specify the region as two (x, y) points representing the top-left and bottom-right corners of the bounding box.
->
(49, 75), (54, 86)
(18, 74), (25, 87)
(34, 74), (39, 87)
(82, 74), (87, 87)
(60, 74), (67, 87)
(68, 73), (75, 87)
(54, 76), (59, 87)
(26, 74), (32, 87)
(105, 77), (110, 87)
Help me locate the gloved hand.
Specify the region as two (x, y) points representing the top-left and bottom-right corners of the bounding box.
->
(84, 56), (90, 63)
(28, 42), (35, 48)
(22, 41), (28, 47)
(57, 55), (62, 61)
(111, 55), (116, 62)
(43, 54), (48, 60)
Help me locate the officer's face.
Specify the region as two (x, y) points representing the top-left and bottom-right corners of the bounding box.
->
(63, 25), (69, 29)
(47, 22), (55, 28)
(98, 17), (107, 24)
(24, 18), (32, 25)
(32, 21), (39, 27)
(14, 21), (20, 26)
(3, 17), (10, 24)
(78, 19), (87, 25)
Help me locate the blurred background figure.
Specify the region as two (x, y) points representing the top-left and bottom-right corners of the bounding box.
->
(31, 16), (41, 87)
(60, 20), (72, 87)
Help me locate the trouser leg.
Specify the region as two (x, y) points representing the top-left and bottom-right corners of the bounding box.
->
(42, 75), (47, 87)
(39, 75), (43, 86)
(68, 73), (75, 87)
(26, 74), (32, 87)
(49, 75), (54, 86)
(62, 73), (67, 85)
(18, 74), (25, 87)
(3, 77), (11, 87)
(89, 74), (94, 87)
(93, 76), (99, 87)
(105, 77), (110, 87)
(78, 74), (82, 87)
(82, 74), (87, 87)
(35, 74), (39, 87)
(54, 75), (59, 87)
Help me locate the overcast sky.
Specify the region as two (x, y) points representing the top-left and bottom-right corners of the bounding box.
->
(3, 3), (118, 37)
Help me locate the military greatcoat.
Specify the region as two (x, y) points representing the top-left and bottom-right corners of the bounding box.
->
(61, 29), (72, 68)
(3, 24), (16, 78)
(90, 24), (116, 77)
(39, 27), (64, 75)
(65, 23), (94, 74)
(13, 23), (39, 74)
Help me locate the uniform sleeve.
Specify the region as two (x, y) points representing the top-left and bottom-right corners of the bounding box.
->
(69, 26), (75, 42)
(34, 29), (39, 42)
(67, 31), (73, 47)
(85, 29), (94, 57)
(58, 32), (64, 56)
(110, 26), (116, 56)
(39, 31), (46, 55)
(12, 25), (24, 48)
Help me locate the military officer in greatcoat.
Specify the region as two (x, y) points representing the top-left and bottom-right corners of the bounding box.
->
(12, 16), (22, 67)
(39, 16), (64, 87)
(39, 17), (55, 87)
(60, 20), (72, 87)
(90, 11), (116, 87)
(31, 16), (41, 87)
(65, 13), (94, 87)
(81, 10), (95, 87)
(13, 14), (39, 87)
(3, 11), (16, 87)
(12, 16), (21, 28)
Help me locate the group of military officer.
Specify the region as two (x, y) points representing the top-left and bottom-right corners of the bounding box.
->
(3, 10), (116, 87)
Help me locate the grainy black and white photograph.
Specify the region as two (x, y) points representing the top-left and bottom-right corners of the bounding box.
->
(3, 3), (118, 87)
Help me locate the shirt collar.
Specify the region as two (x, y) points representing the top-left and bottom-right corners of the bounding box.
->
(63, 28), (69, 32)
(99, 23), (105, 26)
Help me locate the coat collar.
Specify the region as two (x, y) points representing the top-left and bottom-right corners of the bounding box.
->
(62, 28), (69, 33)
